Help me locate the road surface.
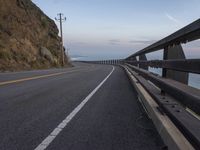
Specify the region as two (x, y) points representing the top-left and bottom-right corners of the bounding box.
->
(0, 63), (164, 150)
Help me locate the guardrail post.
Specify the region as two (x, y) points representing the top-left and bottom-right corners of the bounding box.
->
(163, 45), (188, 84)
(129, 57), (137, 66)
(139, 54), (148, 70)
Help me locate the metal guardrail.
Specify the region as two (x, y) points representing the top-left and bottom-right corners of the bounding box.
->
(126, 64), (200, 115)
(86, 18), (200, 149)
(124, 19), (200, 114)
(125, 19), (200, 149)
(81, 59), (124, 65)
(126, 19), (200, 59)
(125, 65), (200, 149)
(126, 59), (200, 74)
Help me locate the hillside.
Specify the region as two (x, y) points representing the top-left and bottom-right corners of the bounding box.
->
(0, 0), (69, 71)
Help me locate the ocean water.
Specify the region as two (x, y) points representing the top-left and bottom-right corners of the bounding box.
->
(142, 40), (200, 89)
(149, 68), (200, 89)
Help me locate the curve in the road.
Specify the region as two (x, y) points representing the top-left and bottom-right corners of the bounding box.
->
(35, 66), (115, 150)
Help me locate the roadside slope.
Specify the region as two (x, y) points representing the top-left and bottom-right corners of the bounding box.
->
(0, 0), (69, 71)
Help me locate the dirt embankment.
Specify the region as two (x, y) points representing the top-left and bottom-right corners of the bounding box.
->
(0, 0), (69, 71)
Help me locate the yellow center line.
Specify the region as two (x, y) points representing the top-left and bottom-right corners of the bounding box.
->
(0, 69), (82, 86)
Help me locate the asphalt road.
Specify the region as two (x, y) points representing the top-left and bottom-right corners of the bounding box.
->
(0, 63), (164, 150)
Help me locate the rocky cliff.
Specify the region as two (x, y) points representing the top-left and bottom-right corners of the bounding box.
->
(0, 0), (69, 71)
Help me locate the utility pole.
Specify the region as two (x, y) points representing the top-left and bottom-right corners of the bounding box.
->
(55, 13), (66, 66)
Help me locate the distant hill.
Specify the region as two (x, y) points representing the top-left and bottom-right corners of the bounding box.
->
(0, 0), (69, 71)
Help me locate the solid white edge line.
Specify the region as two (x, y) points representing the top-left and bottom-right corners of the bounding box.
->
(34, 66), (115, 150)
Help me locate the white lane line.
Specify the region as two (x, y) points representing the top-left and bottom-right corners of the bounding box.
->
(35, 66), (115, 150)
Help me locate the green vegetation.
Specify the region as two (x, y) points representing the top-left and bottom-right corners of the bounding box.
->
(0, 24), (3, 31)
(0, 44), (4, 49)
(0, 50), (12, 60)
(41, 17), (48, 28)
(41, 20), (47, 28)
(48, 30), (57, 39)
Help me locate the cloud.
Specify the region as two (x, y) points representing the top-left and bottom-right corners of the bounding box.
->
(108, 39), (121, 45)
(165, 13), (182, 26)
(70, 54), (88, 58)
(129, 40), (156, 44)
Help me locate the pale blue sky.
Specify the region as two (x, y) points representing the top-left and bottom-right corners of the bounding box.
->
(32, 0), (200, 60)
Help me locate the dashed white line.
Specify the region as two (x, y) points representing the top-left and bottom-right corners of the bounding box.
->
(34, 66), (115, 150)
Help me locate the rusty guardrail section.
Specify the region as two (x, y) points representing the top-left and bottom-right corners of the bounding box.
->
(86, 18), (200, 149)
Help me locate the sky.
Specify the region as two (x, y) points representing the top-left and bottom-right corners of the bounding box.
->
(32, 0), (200, 60)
